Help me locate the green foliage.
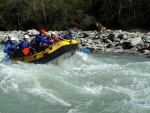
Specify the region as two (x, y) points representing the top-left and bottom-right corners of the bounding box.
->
(0, 0), (150, 30)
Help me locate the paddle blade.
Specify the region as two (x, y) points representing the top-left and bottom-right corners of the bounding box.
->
(23, 48), (29, 55)
(1, 56), (10, 62)
(80, 47), (90, 54)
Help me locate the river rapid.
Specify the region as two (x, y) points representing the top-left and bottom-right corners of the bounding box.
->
(0, 44), (150, 113)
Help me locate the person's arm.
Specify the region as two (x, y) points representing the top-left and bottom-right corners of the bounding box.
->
(42, 37), (51, 44)
(5, 40), (10, 47)
(4, 44), (10, 53)
(37, 35), (49, 43)
(42, 37), (49, 43)
(59, 34), (66, 40)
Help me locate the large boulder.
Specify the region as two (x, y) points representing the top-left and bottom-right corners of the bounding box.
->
(129, 37), (142, 47)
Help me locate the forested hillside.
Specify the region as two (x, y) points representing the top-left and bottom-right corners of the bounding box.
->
(0, 0), (150, 31)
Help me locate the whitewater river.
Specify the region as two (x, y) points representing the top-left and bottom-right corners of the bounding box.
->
(0, 44), (150, 113)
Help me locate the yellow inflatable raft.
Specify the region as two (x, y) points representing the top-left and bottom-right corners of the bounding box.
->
(12, 39), (78, 64)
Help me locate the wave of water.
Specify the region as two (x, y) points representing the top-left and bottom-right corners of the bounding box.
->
(0, 44), (150, 113)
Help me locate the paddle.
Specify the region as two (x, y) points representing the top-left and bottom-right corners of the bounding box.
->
(80, 47), (90, 54)
(22, 47), (29, 55)
(1, 55), (10, 62)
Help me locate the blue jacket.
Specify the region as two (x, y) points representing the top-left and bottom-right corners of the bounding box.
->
(31, 34), (49, 47)
(45, 37), (54, 45)
(19, 40), (31, 49)
(4, 41), (19, 53)
(60, 34), (75, 40)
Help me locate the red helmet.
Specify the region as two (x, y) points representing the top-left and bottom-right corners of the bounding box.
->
(39, 29), (46, 34)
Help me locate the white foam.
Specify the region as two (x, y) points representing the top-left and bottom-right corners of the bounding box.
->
(82, 85), (103, 95)
(25, 86), (71, 106)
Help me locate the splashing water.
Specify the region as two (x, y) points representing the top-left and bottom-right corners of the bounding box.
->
(0, 44), (150, 113)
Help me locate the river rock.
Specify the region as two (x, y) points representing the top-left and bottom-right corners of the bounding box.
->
(130, 37), (142, 47)
(1, 29), (150, 56)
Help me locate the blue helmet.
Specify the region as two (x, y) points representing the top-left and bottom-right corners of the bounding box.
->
(69, 30), (74, 34)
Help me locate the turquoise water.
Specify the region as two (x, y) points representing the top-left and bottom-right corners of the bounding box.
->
(0, 44), (150, 113)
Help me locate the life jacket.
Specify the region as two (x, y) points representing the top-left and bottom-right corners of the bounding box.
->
(54, 37), (59, 42)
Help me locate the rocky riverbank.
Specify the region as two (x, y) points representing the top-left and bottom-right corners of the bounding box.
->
(1, 29), (150, 56)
